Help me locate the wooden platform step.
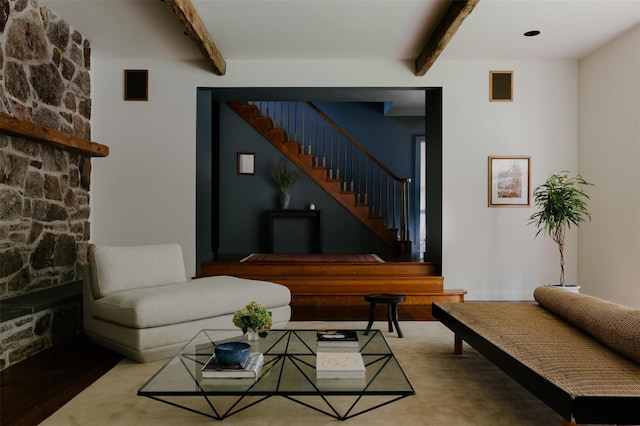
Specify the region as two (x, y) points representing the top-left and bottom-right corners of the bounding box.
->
(199, 260), (466, 321)
(292, 290), (467, 321)
(200, 261), (441, 278)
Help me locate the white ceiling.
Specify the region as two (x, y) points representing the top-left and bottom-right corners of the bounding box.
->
(38, 0), (640, 114)
(38, 0), (640, 62)
(442, 0), (640, 60)
(190, 0), (450, 61)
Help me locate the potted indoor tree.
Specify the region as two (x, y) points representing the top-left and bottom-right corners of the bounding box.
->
(270, 158), (303, 209)
(528, 171), (593, 291)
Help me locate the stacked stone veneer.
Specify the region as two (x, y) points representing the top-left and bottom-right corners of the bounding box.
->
(0, 0), (92, 370)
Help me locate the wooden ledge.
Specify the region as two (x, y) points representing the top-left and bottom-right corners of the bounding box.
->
(0, 112), (109, 158)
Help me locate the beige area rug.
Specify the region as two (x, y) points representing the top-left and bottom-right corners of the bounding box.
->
(40, 321), (565, 426)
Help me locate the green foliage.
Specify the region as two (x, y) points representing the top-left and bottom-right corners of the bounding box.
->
(528, 171), (594, 285)
(529, 172), (593, 241)
(232, 301), (273, 337)
(270, 159), (303, 193)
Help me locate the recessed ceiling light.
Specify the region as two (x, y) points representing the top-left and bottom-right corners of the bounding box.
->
(524, 30), (541, 37)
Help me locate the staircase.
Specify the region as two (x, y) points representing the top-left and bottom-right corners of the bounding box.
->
(227, 100), (412, 250)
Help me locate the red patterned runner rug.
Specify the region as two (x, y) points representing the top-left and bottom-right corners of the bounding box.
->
(240, 253), (385, 263)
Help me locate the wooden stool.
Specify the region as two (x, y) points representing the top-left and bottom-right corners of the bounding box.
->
(364, 293), (406, 338)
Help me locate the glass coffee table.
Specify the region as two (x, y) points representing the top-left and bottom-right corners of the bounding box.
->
(137, 329), (415, 420)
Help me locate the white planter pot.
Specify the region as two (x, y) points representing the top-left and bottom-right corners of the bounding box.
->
(246, 330), (260, 341)
(544, 283), (581, 293)
(280, 192), (290, 209)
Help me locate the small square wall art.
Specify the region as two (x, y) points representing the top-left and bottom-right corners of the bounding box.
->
(488, 156), (530, 207)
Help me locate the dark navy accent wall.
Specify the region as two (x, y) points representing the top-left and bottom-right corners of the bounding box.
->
(195, 89), (214, 273)
(313, 102), (423, 178)
(313, 101), (425, 250)
(217, 102), (392, 254)
(195, 88), (441, 264)
(424, 89), (443, 269)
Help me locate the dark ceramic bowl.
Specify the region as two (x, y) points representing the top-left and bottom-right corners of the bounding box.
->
(214, 342), (251, 365)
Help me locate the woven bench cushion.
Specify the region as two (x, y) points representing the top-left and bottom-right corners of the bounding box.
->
(534, 286), (640, 363)
(434, 302), (640, 398)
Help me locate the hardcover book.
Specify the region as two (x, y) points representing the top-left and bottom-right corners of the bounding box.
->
(316, 352), (366, 379)
(201, 352), (264, 380)
(316, 330), (359, 347)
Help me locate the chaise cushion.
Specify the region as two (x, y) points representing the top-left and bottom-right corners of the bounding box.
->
(534, 286), (640, 363)
(90, 244), (187, 298)
(91, 275), (291, 328)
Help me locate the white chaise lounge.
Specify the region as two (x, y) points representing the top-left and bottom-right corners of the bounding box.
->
(83, 243), (291, 362)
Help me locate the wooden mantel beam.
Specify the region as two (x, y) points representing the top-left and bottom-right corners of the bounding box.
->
(165, 0), (227, 76)
(414, 0), (479, 76)
(0, 112), (109, 158)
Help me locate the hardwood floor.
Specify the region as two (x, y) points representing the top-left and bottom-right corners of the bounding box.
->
(1, 333), (122, 426)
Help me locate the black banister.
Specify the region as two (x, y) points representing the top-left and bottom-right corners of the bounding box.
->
(305, 102), (404, 182)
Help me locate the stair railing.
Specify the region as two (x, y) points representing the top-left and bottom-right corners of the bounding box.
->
(249, 101), (412, 246)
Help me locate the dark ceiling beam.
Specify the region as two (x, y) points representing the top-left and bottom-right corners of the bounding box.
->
(165, 0), (226, 75)
(414, 0), (479, 76)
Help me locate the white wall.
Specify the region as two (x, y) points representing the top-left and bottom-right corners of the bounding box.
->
(91, 40), (640, 305)
(90, 61), (202, 276)
(578, 24), (640, 308)
(436, 60), (579, 300)
(90, 56), (581, 301)
(89, 59), (436, 279)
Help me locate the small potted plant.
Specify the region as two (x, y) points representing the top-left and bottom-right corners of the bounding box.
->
(528, 171), (594, 290)
(270, 158), (303, 209)
(233, 301), (273, 341)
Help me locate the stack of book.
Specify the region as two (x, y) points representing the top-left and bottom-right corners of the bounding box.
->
(201, 352), (264, 381)
(316, 352), (366, 379)
(316, 330), (359, 348)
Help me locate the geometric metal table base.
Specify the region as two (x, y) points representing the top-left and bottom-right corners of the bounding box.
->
(138, 329), (415, 421)
(143, 391), (412, 421)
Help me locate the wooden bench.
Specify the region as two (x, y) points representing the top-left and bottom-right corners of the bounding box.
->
(433, 288), (640, 425)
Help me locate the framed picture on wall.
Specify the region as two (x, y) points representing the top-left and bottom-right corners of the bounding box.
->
(237, 152), (255, 175)
(488, 156), (530, 207)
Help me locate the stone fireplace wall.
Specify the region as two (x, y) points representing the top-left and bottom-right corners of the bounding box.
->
(0, 0), (92, 370)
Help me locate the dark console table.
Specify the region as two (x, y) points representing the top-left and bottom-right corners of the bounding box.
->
(268, 209), (322, 253)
